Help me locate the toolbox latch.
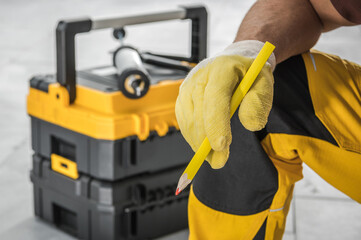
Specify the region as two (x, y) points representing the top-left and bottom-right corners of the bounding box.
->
(51, 153), (79, 179)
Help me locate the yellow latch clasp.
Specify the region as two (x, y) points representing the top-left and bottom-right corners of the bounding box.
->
(51, 153), (79, 179)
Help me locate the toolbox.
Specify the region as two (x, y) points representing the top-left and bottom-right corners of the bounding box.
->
(31, 154), (190, 240)
(27, 6), (207, 181)
(27, 5), (207, 240)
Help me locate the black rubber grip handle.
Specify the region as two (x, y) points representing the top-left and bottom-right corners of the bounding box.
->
(56, 18), (92, 103)
(183, 6), (208, 63)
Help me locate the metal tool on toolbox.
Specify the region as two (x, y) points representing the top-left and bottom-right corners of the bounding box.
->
(112, 29), (194, 98)
(113, 46), (151, 98)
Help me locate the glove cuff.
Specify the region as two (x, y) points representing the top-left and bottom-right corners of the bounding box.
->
(222, 40), (276, 72)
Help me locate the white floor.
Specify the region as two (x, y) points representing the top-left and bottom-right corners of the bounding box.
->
(0, 0), (361, 239)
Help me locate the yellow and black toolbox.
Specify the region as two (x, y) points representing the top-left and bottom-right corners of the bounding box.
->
(27, 6), (207, 240)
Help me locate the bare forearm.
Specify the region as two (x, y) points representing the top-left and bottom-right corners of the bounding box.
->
(234, 0), (354, 63)
(235, 0), (322, 63)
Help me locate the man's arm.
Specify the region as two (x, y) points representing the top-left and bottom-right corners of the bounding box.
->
(234, 0), (355, 63)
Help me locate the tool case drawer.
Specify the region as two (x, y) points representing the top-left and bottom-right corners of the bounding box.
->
(31, 154), (189, 240)
(31, 117), (192, 181)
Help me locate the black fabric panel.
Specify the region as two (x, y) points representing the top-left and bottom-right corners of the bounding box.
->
(192, 55), (337, 216)
(192, 114), (279, 215)
(267, 55), (337, 145)
(253, 217), (267, 240)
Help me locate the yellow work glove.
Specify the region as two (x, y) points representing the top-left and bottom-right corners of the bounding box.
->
(175, 40), (276, 169)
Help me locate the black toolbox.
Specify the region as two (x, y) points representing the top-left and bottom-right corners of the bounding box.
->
(27, 5), (207, 240)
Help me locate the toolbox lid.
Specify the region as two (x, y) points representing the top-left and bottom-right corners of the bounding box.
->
(27, 65), (185, 141)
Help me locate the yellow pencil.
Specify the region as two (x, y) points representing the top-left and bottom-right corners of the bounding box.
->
(175, 41), (275, 195)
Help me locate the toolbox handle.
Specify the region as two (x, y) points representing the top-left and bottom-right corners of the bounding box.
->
(56, 6), (208, 103)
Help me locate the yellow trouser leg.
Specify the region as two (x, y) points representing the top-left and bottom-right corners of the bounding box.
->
(188, 134), (304, 240)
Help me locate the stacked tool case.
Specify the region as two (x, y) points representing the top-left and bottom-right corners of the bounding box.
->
(31, 154), (190, 239)
(27, 6), (207, 240)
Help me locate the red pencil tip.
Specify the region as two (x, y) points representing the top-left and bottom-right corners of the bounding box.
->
(175, 188), (180, 196)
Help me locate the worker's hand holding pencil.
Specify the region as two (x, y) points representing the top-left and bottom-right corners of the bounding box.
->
(175, 41), (276, 195)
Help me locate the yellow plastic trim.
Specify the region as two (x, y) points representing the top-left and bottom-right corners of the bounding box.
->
(51, 153), (79, 179)
(27, 79), (183, 140)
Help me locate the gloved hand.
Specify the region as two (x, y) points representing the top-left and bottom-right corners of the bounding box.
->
(175, 40), (276, 169)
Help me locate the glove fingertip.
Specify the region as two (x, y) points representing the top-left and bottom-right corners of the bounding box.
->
(238, 103), (269, 131)
(212, 135), (228, 151)
(238, 87), (272, 132)
(210, 160), (227, 170)
(240, 117), (267, 131)
(207, 149), (230, 169)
